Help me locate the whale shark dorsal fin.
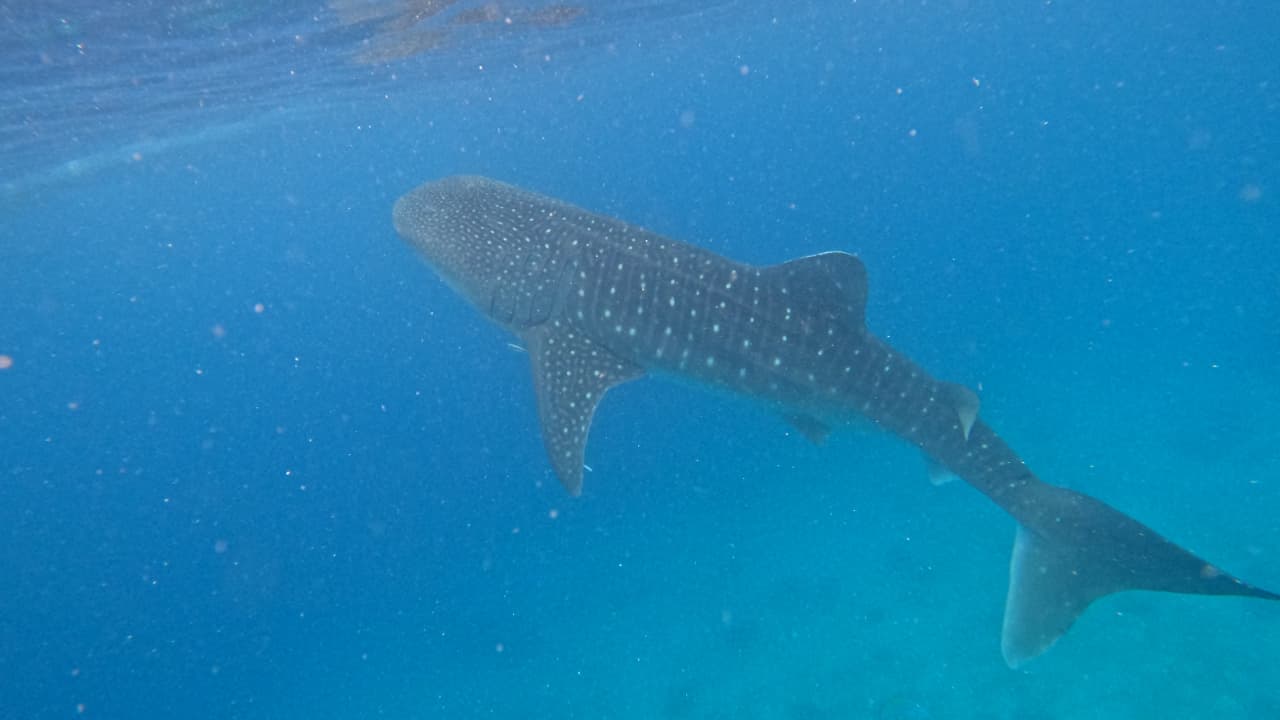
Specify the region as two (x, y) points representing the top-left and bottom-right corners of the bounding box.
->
(526, 324), (644, 496)
(940, 382), (980, 440)
(761, 252), (868, 327)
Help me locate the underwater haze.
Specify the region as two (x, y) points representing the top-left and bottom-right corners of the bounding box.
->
(2, 1), (1278, 718)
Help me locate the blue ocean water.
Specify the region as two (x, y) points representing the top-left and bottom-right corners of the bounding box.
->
(2, 1), (1278, 718)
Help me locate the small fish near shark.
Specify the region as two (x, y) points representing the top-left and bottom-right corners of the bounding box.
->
(393, 175), (1277, 667)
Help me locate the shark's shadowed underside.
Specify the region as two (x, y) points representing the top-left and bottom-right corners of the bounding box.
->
(393, 175), (1277, 667)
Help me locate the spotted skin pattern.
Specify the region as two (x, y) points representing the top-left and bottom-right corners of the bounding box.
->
(394, 175), (1277, 667)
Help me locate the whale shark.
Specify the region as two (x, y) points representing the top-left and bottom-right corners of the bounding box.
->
(393, 175), (1277, 667)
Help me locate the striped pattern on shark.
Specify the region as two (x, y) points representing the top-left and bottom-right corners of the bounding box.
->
(393, 175), (1277, 667)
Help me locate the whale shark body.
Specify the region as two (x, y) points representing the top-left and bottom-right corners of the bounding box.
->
(393, 175), (1277, 666)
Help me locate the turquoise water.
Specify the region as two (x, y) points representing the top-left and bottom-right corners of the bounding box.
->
(2, 2), (1278, 718)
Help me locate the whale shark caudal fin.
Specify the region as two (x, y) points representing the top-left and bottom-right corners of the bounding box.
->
(525, 323), (644, 496)
(999, 482), (1280, 667)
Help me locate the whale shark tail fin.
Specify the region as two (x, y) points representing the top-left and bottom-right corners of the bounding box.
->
(1000, 484), (1279, 667)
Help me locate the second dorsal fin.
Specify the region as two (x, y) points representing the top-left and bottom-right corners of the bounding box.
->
(940, 381), (980, 440)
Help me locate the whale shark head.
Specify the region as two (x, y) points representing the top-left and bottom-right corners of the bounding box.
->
(394, 175), (577, 330)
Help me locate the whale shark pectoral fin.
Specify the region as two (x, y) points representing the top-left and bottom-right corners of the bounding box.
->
(526, 324), (644, 496)
(940, 382), (980, 440)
